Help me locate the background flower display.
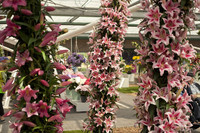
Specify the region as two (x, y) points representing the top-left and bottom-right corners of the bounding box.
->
(0, 0), (72, 132)
(84, 0), (130, 132)
(67, 53), (86, 67)
(134, 0), (199, 132)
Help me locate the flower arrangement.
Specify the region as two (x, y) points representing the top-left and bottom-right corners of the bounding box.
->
(124, 64), (137, 74)
(134, 0), (199, 132)
(75, 78), (90, 96)
(0, 0), (72, 132)
(67, 53), (86, 67)
(84, 0), (130, 132)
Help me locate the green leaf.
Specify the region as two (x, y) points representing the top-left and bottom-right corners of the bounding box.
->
(148, 104), (156, 121)
(28, 38), (37, 46)
(41, 50), (46, 61)
(15, 21), (34, 30)
(45, 63), (52, 71)
(32, 126), (43, 131)
(181, 0), (186, 7)
(19, 31), (29, 44)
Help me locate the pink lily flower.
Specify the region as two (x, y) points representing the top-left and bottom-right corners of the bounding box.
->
(180, 42), (196, 59)
(48, 114), (63, 122)
(13, 112), (25, 120)
(138, 75), (153, 90)
(3, 110), (14, 117)
(153, 55), (173, 76)
(56, 98), (72, 117)
(104, 116), (113, 127)
(57, 50), (69, 55)
(161, 0), (180, 16)
(45, 6), (56, 12)
(154, 109), (167, 124)
(2, 0), (26, 11)
(53, 62), (66, 70)
(5, 19), (21, 37)
(171, 42), (180, 55)
(57, 74), (70, 80)
(60, 81), (72, 87)
(165, 109), (183, 126)
(21, 9), (32, 15)
(49, 24), (61, 32)
(153, 87), (169, 102)
(37, 100), (50, 117)
(167, 73), (181, 89)
(15, 50), (33, 67)
(40, 79), (49, 87)
(39, 31), (58, 47)
(34, 47), (41, 53)
(3, 77), (14, 92)
(55, 124), (64, 133)
(94, 117), (103, 127)
(163, 18), (179, 35)
(151, 43), (168, 55)
(152, 28), (169, 45)
(34, 23), (41, 31)
(30, 68), (40, 76)
(17, 86), (39, 102)
(22, 102), (38, 117)
(23, 121), (36, 127)
(9, 122), (23, 133)
(146, 7), (162, 25)
(55, 88), (67, 95)
(159, 121), (177, 133)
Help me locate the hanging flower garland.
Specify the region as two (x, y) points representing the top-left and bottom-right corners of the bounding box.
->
(0, 0), (72, 133)
(134, 0), (199, 132)
(84, 0), (130, 132)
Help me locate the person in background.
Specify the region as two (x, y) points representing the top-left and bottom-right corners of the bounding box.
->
(0, 63), (7, 123)
(185, 72), (200, 124)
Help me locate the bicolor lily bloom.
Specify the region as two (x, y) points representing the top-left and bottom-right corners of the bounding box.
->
(161, 0), (180, 16)
(22, 102), (38, 117)
(146, 7), (162, 25)
(17, 86), (39, 102)
(165, 109), (183, 126)
(163, 18), (179, 35)
(153, 87), (169, 102)
(153, 55), (173, 76)
(152, 28), (169, 45)
(94, 117), (103, 127)
(37, 100), (50, 117)
(138, 75), (153, 90)
(180, 42), (196, 59)
(15, 50), (32, 67)
(159, 121), (177, 133)
(2, 0), (26, 11)
(104, 117), (113, 127)
(151, 43), (168, 55)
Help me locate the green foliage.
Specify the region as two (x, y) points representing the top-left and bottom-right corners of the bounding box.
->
(117, 86), (139, 93)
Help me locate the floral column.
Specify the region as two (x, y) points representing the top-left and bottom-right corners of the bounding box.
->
(84, 0), (130, 132)
(134, 0), (199, 132)
(0, 0), (72, 133)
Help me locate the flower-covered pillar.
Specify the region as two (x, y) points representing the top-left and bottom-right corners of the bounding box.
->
(0, 0), (72, 132)
(134, 0), (199, 132)
(84, 0), (130, 132)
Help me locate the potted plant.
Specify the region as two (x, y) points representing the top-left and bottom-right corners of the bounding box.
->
(75, 78), (90, 102)
(67, 53), (86, 73)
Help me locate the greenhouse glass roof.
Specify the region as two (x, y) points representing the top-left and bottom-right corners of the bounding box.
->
(0, 0), (200, 38)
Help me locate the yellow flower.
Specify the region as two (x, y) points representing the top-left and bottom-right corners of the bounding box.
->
(132, 56), (140, 60)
